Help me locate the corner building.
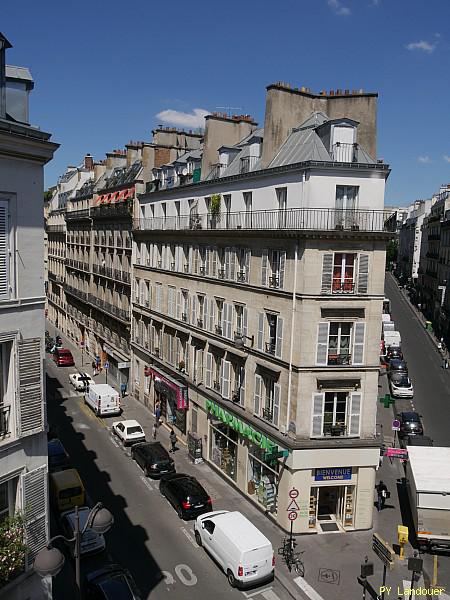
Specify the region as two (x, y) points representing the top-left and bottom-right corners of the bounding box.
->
(131, 83), (393, 534)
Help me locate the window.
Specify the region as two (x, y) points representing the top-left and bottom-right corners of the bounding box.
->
(224, 247), (236, 280)
(257, 312), (283, 358)
(223, 194), (231, 228)
(321, 253), (369, 294)
(215, 300), (224, 335)
(243, 192), (252, 227)
(332, 254), (355, 293)
(167, 286), (176, 317)
(261, 249), (286, 289)
(0, 342), (13, 437)
(232, 363), (245, 405)
(154, 283), (162, 312)
(254, 374), (280, 427)
(193, 347), (204, 383)
(0, 478), (18, 524)
(311, 391), (361, 437)
(236, 248), (250, 283)
(197, 295), (205, 328)
(316, 322), (365, 366)
(276, 187), (287, 228)
(335, 186), (359, 228)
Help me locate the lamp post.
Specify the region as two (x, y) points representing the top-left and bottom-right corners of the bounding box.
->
(34, 503), (113, 599)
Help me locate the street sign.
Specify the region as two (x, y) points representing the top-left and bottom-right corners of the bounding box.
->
(385, 447), (408, 459)
(104, 361), (109, 370)
(392, 419), (400, 431)
(287, 499), (300, 512)
(289, 487), (299, 499)
(288, 511), (297, 521)
(372, 533), (395, 569)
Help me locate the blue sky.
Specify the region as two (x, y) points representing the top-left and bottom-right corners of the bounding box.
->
(3, 0), (449, 205)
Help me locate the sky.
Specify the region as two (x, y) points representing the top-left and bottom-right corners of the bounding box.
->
(2, 0), (450, 206)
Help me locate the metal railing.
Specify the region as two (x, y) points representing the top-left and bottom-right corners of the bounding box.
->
(64, 284), (89, 303)
(88, 295), (129, 322)
(65, 208), (90, 220)
(66, 259), (89, 272)
(46, 224), (66, 232)
(0, 406), (11, 436)
(331, 142), (357, 163)
(331, 281), (355, 294)
(265, 341), (276, 355)
(327, 352), (351, 365)
(91, 203), (132, 218)
(133, 207), (394, 233)
(269, 275), (280, 288)
(262, 406), (274, 423)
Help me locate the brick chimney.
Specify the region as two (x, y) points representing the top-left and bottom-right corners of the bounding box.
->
(84, 153), (94, 170)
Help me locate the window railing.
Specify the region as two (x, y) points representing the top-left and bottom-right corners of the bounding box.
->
(0, 406), (11, 436)
(197, 319), (204, 329)
(332, 280), (355, 294)
(184, 264), (189, 273)
(218, 268), (226, 279)
(269, 275), (279, 288)
(265, 341), (276, 355)
(215, 324), (223, 336)
(213, 380), (221, 392)
(64, 284), (89, 303)
(327, 352), (351, 365)
(331, 142), (357, 163)
(65, 208), (90, 220)
(237, 270), (247, 282)
(262, 405), (274, 423)
(323, 423), (347, 437)
(133, 207), (395, 233)
(182, 312), (188, 322)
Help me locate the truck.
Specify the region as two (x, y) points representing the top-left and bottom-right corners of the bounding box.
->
(383, 330), (401, 348)
(84, 383), (121, 417)
(405, 446), (450, 552)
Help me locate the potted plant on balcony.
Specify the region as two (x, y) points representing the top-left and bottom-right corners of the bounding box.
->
(0, 512), (27, 587)
(209, 194), (221, 229)
(178, 360), (186, 373)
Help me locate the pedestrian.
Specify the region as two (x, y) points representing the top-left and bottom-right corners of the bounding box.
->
(120, 382), (127, 398)
(154, 399), (161, 422)
(152, 422), (158, 440)
(169, 429), (177, 453)
(92, 360), (97, 375)
(376, 480), (389, 511)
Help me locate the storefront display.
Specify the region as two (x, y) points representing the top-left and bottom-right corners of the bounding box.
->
(209, 422), (237, 481)
(146, 365), (188, 434)
(247, 444), (279, 514)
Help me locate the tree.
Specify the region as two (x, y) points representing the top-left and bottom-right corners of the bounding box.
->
(386, 239), (398, 270)
(0, 513), (27, 586)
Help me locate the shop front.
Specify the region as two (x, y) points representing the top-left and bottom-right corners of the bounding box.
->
(102, 344), (129, 388)
(308, 468), (356, 532)
(145, 365), (188, 435)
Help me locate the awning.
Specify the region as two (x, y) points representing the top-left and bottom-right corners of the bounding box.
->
(96, 194), (104, 205)
(145, 365), (188, 409)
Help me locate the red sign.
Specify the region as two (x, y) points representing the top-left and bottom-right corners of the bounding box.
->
(289, 488), (299, 499)
(288, 511), (298, 521)
(145, 366), (188, 409)
(385, 447), (408, 458)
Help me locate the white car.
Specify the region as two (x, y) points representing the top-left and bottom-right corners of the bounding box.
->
(69, 372), (94, 391)
(389, 374), (414, 398)
(112, 419), (146, 446)
(60, 507), (106, 557)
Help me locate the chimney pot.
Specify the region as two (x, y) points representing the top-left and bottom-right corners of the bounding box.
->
(344, 89), (350, 95)
(84, 154), (94, 170)
(329, 90), (335, 96)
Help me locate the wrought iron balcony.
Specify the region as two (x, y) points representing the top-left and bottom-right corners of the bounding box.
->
(64, 284), (89, 303)
(182, 312), (188, 322)
(0, 406), (11, 436)
(269, 275), (279, 288)
(213, 380), (221, 392)
(65, 208), (90, 220)
(327, 352), (351, 366)
(46, 224), (66, 232)
(215, 324), (223, 336)
(331, 142), (358, 163)
(66, 259), (89, 272)
(331, 280), (355, 294)
(232, 390), (241, 403)
(265, 341), (276, 355)
(262, 406), (274, 422)
(133, 207), (395, 233)
(197, 319), (204, 329)
(323, 423), (347, 437)
(237, 270), (247, 282)
(91, 203), (132, 219)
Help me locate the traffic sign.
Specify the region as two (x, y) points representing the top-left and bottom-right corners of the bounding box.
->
(372, 533), (395, 569)
(288, 511), (297, 521)
(287, 499), (300, 512)
(104, 361), (109, 370)
(289, 487), (299, 499)
(392, 419), (400, 432)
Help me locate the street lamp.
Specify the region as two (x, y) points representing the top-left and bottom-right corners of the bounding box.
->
(234, 334), (254, 350)
(34, 503), (113, 599)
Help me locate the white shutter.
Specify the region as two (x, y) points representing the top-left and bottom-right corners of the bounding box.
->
(243, 307), (248, 339)
(273, 383), (281, 426)
(257, 313), (265, 350)
(212, 248), (217, 277)
(316, 322), (330, 366)
(225, 303), (232, 339)
(191, 295), (197, 323)
(203, 297), (209, 328)
(225, 247), (231, 279)
(311, 392), (325, 437)
(176, 291), (182, 319)
(244, 249), (251, 282)
(230, 248), (236, 280)
(19, 338), (44, 436)
(279, 251), (286, 289)
(209, 298), (215, 331)
(0, 200), (10, 299)
(22, 465), (48, 567)
(222, 359), (231, 399)
(239, 366), (245, 405)
(261, 249), (268, 286)
(254, 374), (262, 415)
(188, 246), (193, 273)
(184, 341), (190, 374)
(206, 352), (213, 388)
(321, 253), (334, 294)
(193, 245), (199, 274)
(205, 247), (210, 275)
(357, 254), (369, 294)
(275, 317), (284, 358)
(349, 392), (361, 436)
(352, 322), (365, 365)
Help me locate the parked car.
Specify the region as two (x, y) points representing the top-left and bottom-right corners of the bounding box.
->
(85, 383), (121, 417)
(69, 372), (94, 391)
(84, 564), (141, 600)
(53, 348), (75, 367)
(47, 439), (71, 473)
(387, 358), (408, 377)
(50, 468), (85, 513)
(131, 442), (175, 478)
(112, 419), (146, 446)
(159, 473), (212, 519)
(60, 507), (106, 557)
(386, 346), (404, 362)
(397, 411), (424, 438)
(389, 373), (414, 398)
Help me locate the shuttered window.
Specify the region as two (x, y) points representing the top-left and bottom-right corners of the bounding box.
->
(257, 313), (265, 350)
(205, 352), (213, 389)
(261, 249), (268, 286)
(357, 254), (370, 294)
(321, 253), (334, 294)
(348, 392), (361, 436)
(221, 359), (231, 399)
(273, 383), (280, 427)
(316, 323), (330, 366)
(254, 374), (262, 415)
(167, 287), (176, 317)
(22, 465), (48, 567)
(311, 393), (325, 437)
(352, 322), (365, 365)
(0, 200), (10, 300)
(18, 338), (44, 436)
(275, 317), (284, 359)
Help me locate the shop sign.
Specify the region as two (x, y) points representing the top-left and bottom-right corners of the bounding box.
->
(118, 361), (130, 369)
(206, 399), (277, 452)
(315, 467), (352, 481)
(147, 366), (188, 409)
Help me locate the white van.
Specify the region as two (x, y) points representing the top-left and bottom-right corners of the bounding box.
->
(84, 383), (120, 417)
(194, 510), (274, 588)
(382, 313), (392, 323)
(384, 330), (401, 348)
(382, 322), (395, 333)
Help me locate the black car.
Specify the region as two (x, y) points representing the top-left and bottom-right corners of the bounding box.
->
(159, 473), (212, 519)
(47, 439), (71, 473)
(386, 346), (403, 361)
(131, 442), (175, 478)
(85, 564), (141, 600)
(387, 358), (408, 377)
(398, 411), (423, 438)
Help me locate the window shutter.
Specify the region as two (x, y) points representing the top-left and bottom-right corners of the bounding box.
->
(352, 322), (365, 365)
(316, 322), (330, 366)
(191, 295), (197, 324)
(257, 313), (265, 350)
(321, 253), (334, 294)
(206, 352), (213, 389)
(239, 366), (245, 405)
(357, 254), (369, 294)
(311, 393), (325, 437)
(225, 247), (231, 279)
(22, 465), (48, 567)
(212, 248), (217, 277)
(225, 303), (232, 339)
(205, 247), (210, 275)
(243, 307), (248, 339)
(279, 251), (286, 289)
(349, 392), (362, 436)
(244, 249), (251, 282)
(221, 359), (231, 399)
(193, 246), (199, 274)
(209, 298), (215, 331)
(230, 248), (236, 280)
(261, 249), (268, 286)
(273, 383), (281, 426)
(275, 317), (284, 358)
(203, 297), (209, 328)
(185, 342), (190, 374)
(176, 291), (182, 319)
(19, 338), (44, 436)
(254, 374), (262, 415)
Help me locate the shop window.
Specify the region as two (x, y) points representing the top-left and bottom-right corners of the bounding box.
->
(247, 444), (278, 514)
(210, 422), (237, 481)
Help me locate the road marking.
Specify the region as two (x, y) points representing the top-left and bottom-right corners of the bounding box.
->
(109, 435), (120, 448)
(242, 588), (277, 599)
(76, 397), (106, 428)
(140, 475), (156, 492)
(294, 576), (326, 600)
(162, 571), (175, 585)
(174, 564), (197, 586)
(180, 527), (197, 549)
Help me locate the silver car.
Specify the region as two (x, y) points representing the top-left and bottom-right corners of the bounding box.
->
(60, 507), (106, 557)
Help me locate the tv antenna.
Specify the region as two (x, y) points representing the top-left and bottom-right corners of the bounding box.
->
(216, 106), (243, 117)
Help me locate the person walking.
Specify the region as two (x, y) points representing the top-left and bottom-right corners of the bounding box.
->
(169, 429), (177, 453)
(154, 400), (161, 422)
(376, 480), (389, 511)
(152, 422), (158, 440)
(120, 382), (127, 398)
(92, 360), (97, 376)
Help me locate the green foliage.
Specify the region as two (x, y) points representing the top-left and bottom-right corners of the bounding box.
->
(0, 513), (27, 586)
(386, 239), (398, 264)
(43, 190), (53, 203)
(210, 194), (221, 215)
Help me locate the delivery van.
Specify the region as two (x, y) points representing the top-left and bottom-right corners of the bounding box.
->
(382, 314), (392, 323)
(85, 383), (121, 417)
(382, 322), (395, 333)
(50, 468), (85, 512)
(194, 510), (274, 588)
(384, 330), (401, 348)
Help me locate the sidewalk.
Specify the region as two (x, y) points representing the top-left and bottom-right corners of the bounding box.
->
(46, 321), (427, 599)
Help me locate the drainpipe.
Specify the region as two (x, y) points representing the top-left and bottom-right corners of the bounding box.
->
(286, 241), (299, 434)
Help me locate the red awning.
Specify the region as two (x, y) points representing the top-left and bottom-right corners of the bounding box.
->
(117, 190), (127, 202)
(96, 194), (104, 205)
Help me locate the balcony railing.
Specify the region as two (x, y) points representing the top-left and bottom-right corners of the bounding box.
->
(65, 208), (90, 220)
(182, 312), (188, 322)
(66, 259), (89, 272)
(269, 275), (279, 289)
(327, 352), (351, 366)
(215, 324), (223, 336)
(237, 270), (247, 282)
(265, 341), (276, 355)
(331, 142), (357, 163)
(64, 284), (89, 303)
(46, 224), (66, 232)
(91, 203), (132, 219)
(323, 423), (347, 437)
(262, 406), (274, 423)
(332, 280), (355, 294)
(133, 208), (395, 233)
(213, 380), (221, 392)
(88, 295), (129, 323)
(0, 406), (11, 436)
(197, 319), (204, 329)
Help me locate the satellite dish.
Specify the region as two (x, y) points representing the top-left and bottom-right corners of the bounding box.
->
(181, 168), (188, 176)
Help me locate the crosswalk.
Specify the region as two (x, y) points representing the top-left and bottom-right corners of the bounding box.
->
(293, 577), (326, 600)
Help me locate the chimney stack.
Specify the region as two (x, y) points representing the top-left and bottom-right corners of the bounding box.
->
(84, 153), (94, 170)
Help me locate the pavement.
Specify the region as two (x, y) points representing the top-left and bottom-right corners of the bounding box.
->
(46, 311), (450, 600)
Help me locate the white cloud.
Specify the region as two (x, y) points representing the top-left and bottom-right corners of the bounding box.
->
(327, 0), (351, 16)
(155, 108), (210, 129)
(417, 156), (431, 164)
(444, 155), (450, 163)
(406, 40), (436, 53)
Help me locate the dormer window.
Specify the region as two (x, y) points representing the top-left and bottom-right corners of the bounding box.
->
(331, 125), (356, 162)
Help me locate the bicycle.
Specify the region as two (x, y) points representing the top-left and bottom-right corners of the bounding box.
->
(277, 537), (305, 576)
